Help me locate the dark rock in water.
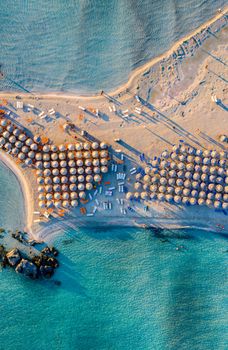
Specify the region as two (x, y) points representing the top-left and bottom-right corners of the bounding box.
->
(15, 259), (38, 279)
(6, 248), (21, 267)
(41, 246), (59, 257)
(39, 265), (54, 279)
(54, 280), (61, 286)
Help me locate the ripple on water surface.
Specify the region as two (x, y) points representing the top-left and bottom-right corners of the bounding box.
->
(0, 227), (227, 350)
(0, 0), (226, 93)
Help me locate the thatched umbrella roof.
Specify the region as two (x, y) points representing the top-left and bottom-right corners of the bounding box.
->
(15, 141), (23, 148)
(100, 150), (108, 158)
(69, 168), (76, 175)
(69, 176), (77, 183)
(100, 142), (108, 150)
(83, 142), (91, 150)
(75, 143), (83, 151)
(150, 192), (157, 200)
(100, 166), (108, 173)
(165, 194), (173, 202)
(174, 195), (181, 204)
(60, 168), (68, 176)
(43, 154), (50, 161)
(100, 158), (108, 166)
(86, 183), (93, 190)
(51, 153), (58, 161)
(68, 160), (76, 168)
(78, 175), (85, 183)
(59, 144), (66, 152)
(53, 176), (60, 184)
(68, 144), (75, 151)
(54, 201), (62, 208)
(62, 192), (70, 200)
(189, 197), (197, 205)
(93, 159), (100, 166)
(34, 135), (41, 144)
(94, 174), (101, 182)
(71, 200), (79, 208)
(67, 151), (75, 160)
(92, 142), (99, 150)
(45, 185), (53, 193)
(85, 159), (92, 166)
(37, 177), (44, 185)
(62, 200), (69, 208)
(93, 166), (100, 174)
(70, 191), (78, 199)
(61, 176), (68, 184)
(198, 198), (205, 206)
(3, 131), (10, 138)
(39, 201), (46, 208)
(43, 145), (50, 153)
(25, 158), (32, 166)
(126, 192), (133, 200)
(214, 201), (221, 209)
(51, 145), (58, 152)
(86, 175), (93, 183)
(79, 191), (86, 199)
(92, 151), (99, 158)
(43, 161), (50, 169)
(54, 193), (61, 200)
(52, 169), (59, 176)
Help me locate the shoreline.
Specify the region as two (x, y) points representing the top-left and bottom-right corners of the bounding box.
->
(0, 6), (227, 101)
(0, 8), (227, 241)
(0, 152), (34, 237)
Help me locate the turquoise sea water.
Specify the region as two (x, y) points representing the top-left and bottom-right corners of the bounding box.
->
(0, 162), (25, 230)
(0, 221), (227, 350)
(0, 1), (228, 349)
(0, 163), (227, 349)
(0, 0), (226, 93)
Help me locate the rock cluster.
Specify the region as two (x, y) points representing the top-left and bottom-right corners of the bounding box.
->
(0, 232), (59, 280)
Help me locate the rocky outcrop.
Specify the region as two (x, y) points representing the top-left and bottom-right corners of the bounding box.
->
(1, 230), (60, 281)
(15, 259), (38, 279)
(6, 248), (21, 267)
(41, 246), (59, 257)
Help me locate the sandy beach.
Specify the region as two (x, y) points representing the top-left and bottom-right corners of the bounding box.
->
(0, 8), (227, 240)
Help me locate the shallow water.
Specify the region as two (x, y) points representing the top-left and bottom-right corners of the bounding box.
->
(0, 161), (25, 230)
(0, 0), (226, 93)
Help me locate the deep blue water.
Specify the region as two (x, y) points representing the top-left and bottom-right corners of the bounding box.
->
(0, 0), (226, 93)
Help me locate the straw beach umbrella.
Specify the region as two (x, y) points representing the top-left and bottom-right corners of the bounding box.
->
(126, 192), (133, 200)
(75, 143), (83, 151)
(92, 142), (99, 150)
(71, 200), (79, 207)
(35, 153), (42, 161)
(101, 166), (108, 173)
(94, 174), (101, 182)
(100, 142), (108, 149)
(51, 153), (58, 161)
